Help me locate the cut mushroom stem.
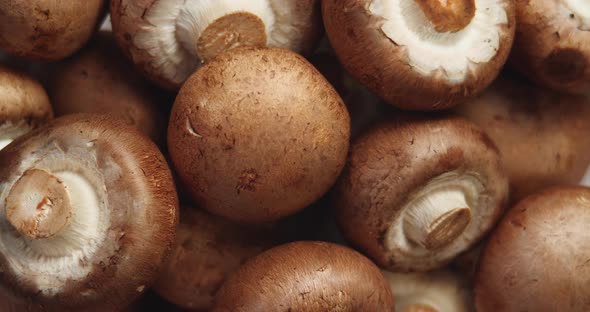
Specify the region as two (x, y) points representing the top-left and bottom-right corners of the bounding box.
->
(418, 0), (476, 32)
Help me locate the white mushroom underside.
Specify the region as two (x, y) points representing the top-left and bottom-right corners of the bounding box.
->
(368, 0), (509, 83)
(385, 171), (489, 266)
(0, 146), (110, 296)
(135, 0), (313, 85)
(0, 120), (32, 150)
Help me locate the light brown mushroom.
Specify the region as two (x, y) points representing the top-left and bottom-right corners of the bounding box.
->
(322, 0), (516, 111)
(47, 32), (169, 145)
(475, 186), (590, 311)
(0, 114), (178, 311)
(0, 65), (52, 151)
(211, 241), (394, 311)
(510, 0), (590, 93)
(168, 47), (350, 223)
(154, 207), (275, 311)
(455, 73), (590, 202)
(334, 114), (508, 271)
(111, 0), (323, 90)
(0, 1), (107, 61)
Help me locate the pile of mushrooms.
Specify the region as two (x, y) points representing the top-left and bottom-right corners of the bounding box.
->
(1, 1), (590, 310)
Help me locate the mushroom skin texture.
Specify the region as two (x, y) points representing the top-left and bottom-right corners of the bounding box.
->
(48, 32), (168, 145)
(211, 241), (394, 311)
(383, 270), (471, 312)
(0, 114), (179, 311)
(0, 65), (52, 151)
(154, 208), (275, 311)
(455, 74), (590, 202)
(510, 0), (590, 93)
(0, 1), (107, 61)
(475, 186), (590, 311)
(111, 0), (322, 90)
(322, 0), (515, 111)
(334, 114), (508, 272)
(168, 47), (350, 223)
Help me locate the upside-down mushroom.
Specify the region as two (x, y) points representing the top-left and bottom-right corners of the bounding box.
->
(322, 0), (516, 111)
(334, 114), (508, 271)
(0, 114), (178, 311)
(111, 0), (323, 89)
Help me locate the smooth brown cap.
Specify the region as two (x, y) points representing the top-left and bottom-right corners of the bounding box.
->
(212, 241), (394, 311)
(0, 1), (107, 61)
(168, 46), (350, 223)
(0, 65), (52, 126)
(475, 186), (590, 311)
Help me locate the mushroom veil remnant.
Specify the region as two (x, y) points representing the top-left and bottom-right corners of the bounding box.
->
(0, 114), (178, 311)
(111, 0), (322, 89)
(322, 0), (516, 110)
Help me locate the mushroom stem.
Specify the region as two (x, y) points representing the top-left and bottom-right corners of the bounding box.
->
(416, 0), (476, 33)
(403, 187), (472, 250)
(402, 303), (439, 312)
(5, 169), (72, 239)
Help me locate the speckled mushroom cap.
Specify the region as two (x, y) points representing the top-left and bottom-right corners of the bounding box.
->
(0, 114), (178, 311)
(168, 47), (350, 223)
(48, 32), (168, 145)
(475, 186), (590, 312)
(510, 0), (590, 93)
(0, 1), (107, 61)
(111, 0), (322, 90)
(456, 74), (590, 202)
(334, 114), (508, 272)
(211, 241), (394, 311)
(322, 0), (515, 111)
(154, 207), (275, 311)
(0, 65), (52, 151)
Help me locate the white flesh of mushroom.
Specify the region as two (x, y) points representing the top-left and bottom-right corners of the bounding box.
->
(0, 120), (32, 150)
(134, 0), (314, 85)
(368, 0), (509, 83)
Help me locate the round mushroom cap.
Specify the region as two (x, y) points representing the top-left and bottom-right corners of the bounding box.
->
(510, 0), (590, 93)
(456, 73), (590, 202)
(211, 241), (394, 311)
(111, 0), (323, 90)
(48, 32), (168, 145)
(154, 207), (275, 311)
(168, 47), (350, 223)
(475, 186), (590, 312)
(0, 114), (179, 311)
(322, 0), (515, 111)
(0, 1), (108, 61)
(334, 114), (508, 271)
(0, 65), (52, 150)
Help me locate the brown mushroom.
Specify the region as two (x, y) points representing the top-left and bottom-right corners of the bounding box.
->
(168, 47), (350, 223)
(47, 32), (169, 145)
(211, 241), (394, 311)
(0, 1), (107, 61)
(154, 207), (275, 311)
(510, 1), (590, 93)
(475, 186), (590, 311)
(322, 0), (515, 111)
(334, 114), (508, 272)
(455, 73), (590, 202)
(0, 114), (178, 311)
(111, 0), (323, 90)
(0, 65), (52, 151)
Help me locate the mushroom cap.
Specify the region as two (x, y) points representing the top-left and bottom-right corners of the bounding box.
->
(111, 0), (323, 90)
(0, 1), (108, 61)
(456, 73), (590, 202)
(475, 186), (590, 311)
(0, 114), (178, 311)
(211, 241), (394, 311)
(154, 207), (275, 311)
(168, 47), (350, 223)
(322, 0), (515, 111)
(510, 0), (590, 93)
(48, 32), (168, 145)
(334, 114), (508, 271)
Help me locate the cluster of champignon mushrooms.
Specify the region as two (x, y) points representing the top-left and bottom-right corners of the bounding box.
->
(0, 0), (589, 311)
